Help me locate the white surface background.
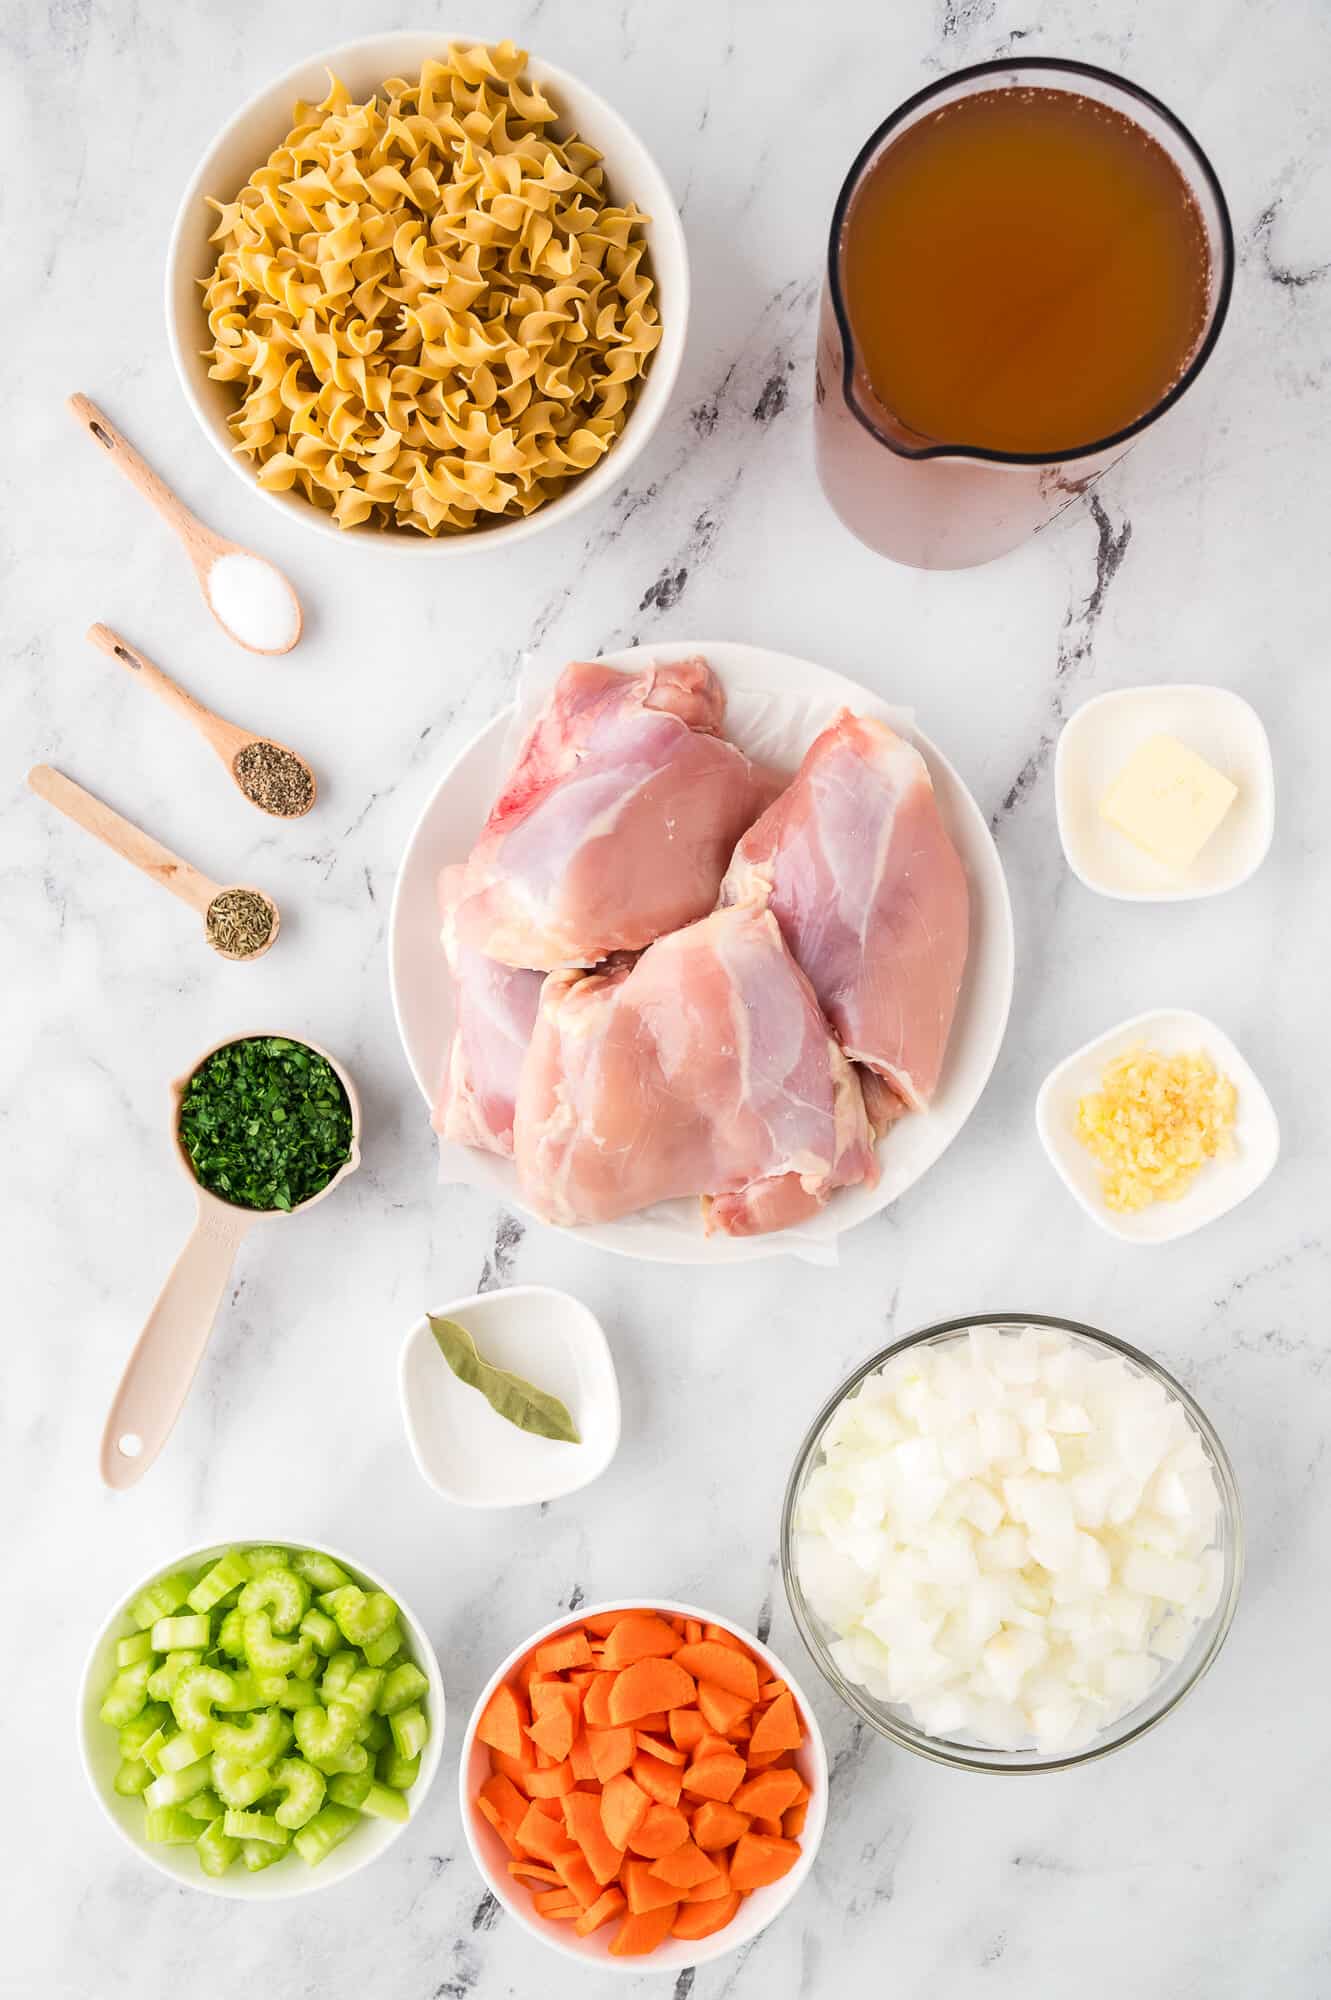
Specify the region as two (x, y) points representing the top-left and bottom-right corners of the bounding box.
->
(5, 1), (1328, 1995)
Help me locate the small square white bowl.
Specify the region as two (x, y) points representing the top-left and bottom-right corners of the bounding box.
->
(1055, 685), (1274, 900)
(1035, 1009), (1280, 1244)
(399, 1287), (620, 1508)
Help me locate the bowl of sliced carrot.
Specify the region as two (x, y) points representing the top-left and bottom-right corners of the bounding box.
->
(460, 1600), (828, 1969)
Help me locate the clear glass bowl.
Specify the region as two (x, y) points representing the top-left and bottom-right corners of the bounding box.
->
(780, 1313), (1243, 1773)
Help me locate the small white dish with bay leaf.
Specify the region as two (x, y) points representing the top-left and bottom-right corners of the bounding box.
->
(398, 1287), (620, 1507)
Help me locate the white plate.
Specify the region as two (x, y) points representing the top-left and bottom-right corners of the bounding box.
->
(1035, 1008), (1280, 1244)
(389, 640), (1015, 1263)
(1055, 685), (1274, 900)
(459, 1599), (828, 1971)
(399, 1287), (620, 1507)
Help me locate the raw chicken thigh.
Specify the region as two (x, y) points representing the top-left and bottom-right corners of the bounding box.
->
(514, 903), (877, 1236)
(433, 864), (543, 1157)
(722, 711), (969, 1111)
(449, 658), (778, 970)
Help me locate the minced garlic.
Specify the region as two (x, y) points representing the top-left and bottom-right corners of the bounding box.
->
(1075, 1045), (1237, 1211)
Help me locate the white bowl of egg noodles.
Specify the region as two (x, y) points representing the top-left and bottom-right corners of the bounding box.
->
(166, 32), (689, 553)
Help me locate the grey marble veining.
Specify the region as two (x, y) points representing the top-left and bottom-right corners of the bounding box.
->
(5, 0), (1330, 1995)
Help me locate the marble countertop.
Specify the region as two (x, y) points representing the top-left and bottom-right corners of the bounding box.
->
(7, 0), (1329, 1994)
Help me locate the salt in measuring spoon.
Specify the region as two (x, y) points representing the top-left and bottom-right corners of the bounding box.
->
(26, 764), (280, 961)
(86, 623), (317, 819)
(68, 394), (303, 656)
(99, 1033), (361, 1489)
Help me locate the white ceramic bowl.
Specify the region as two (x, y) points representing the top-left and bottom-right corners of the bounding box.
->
(399, 1286), (621, 1507)
(78, 1537), (445, 1899)
(1055, 684), (1275, 900)
(459, 1600), (828, 1971)
(166, 32), (689, 555)
(390, 640), (1016, 1263)
(1036, 1008), (1280, 1243)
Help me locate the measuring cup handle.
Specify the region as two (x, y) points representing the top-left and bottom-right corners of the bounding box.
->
(100, 1206), (257, 1489)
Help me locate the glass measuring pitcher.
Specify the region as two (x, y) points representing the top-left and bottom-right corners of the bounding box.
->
(813, 59), (1234, 570)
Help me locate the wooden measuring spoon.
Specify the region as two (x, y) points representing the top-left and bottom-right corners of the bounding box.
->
(86, 623), (317, 819)
(100, 1033), (361, 1488)
(68, 393), (303, 657)
(26, 764), (280, 962)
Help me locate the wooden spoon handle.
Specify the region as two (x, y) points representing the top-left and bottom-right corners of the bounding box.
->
(100, 1206), (258, 1489)
(26, 764), (218, 914)
(86, 623), (238, 753)
(67, 393), (219, 565)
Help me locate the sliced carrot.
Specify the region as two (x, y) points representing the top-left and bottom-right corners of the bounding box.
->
(524, 1761), (575, 1799)
(648, 1839), (721, 1890)
(782, 1800), (809, 1839)
(730, 1832), (801, 1893)
(750, 1815), (784, 1837)
(702, 1622), (748, 1653)
(562, 1789), (625, 1887)
(759, 1678), (788, 1703)
(476, 1683), (528, 1762)
(568, 1730), (596, 1784)
(515, 1801), (575, 1863)
(748, 1689), (802, 1757)
(574, 1885), (626, 1937)
(672, 1889), (743, 1941)
(685, 1619), (704, 1645)
(551, 1845), (601, 1910)
(682, 1852), (732, 1902)
(476, 1795), (523, 1859)
(582, 1610), (623, 1638)
(489, 1743), (535, 1792)
(682, 1751), (746, 1803)
(697, 1682), (753, 1736)
(734, 1767), (805, 1820)
(581, 1671), (617, 1729)
(527, 1700), (578, 1764)
(533, 1887), (580, 1917)
(631, 1752), (682, 1809)
(530, 1793), (566, 1820)
(691, 1800), (750, 1850)
(674, 1641), (761, 1702)
(622, 1856), (681, 1915)
(534, 1629), (593, 1674)
(508, 1859), (561, 1884)
(625, 1801), (690, 1858)
(607, 1657), (697, 1724)
(669, 1707), (707, 1752)
(610, 1903), (678, 1956)
(600, 1771), (650, 1851)
(637, 1730), (686, 1766)
(480, 1772), (528, 1830)
(600, 1613), (682, 1667)
(586, 1725), (636, 1784)
(691, 1731), (732, 1761)
(634, 1710), (670, 1734)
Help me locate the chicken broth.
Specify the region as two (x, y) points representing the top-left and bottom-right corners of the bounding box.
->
(840, 86), (1211, 456)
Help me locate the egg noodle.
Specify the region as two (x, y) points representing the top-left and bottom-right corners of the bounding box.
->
(202, 42), (661, 534)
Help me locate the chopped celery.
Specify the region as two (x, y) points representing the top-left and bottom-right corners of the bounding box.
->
(147, 1651), (203, 1702)
(196, 1817), (241, 1876)
(218, 1669), (287, 1710)
(128, 1571), (194, 1632)
(337, 1668), (384, 1722)
(144, 1805), (201, 1844)
(99, 1659), (155, 1728)
(268, 1756), (326, 1830)
(388, 1705), (428, 1762)
(113, 1758), (153, 1797)
(292, 1803), (360, 1866)
(359, 1782), (409, 1824)
(309, 1741), (368, 1777)
(292, 1551), (351, 1592)
(116, 1631), (157, 1670)
(327, 1769), (373, 1808)
(157, 1730), (215, 1774)
(211, 1756), (274, 1810)
(171, 1665), (235, 1739)
(299, 1610), (340, 1657)
(187, 1551), (251, 1615)
(245, 1547), (292, 1575)
(325, 1587), (398, 1650)
(361, 1625), (402, 1669)
(293, 1702), (358, 1763)
(278, 1677), (320, 1711)
(377, 1662), (429, 1717)
(150, 1614), (211, 1653)
(239, 1569), (310, 1634)
(357, 1713), (390, 1752)
(182, 1788), (224, 1823)
(377, 1749), (419, 1791)
(242, 1838), (284, 1873)
(215, 1608), (247, 1660)
(222, 1809), (290, 1847)
(211, 1706), (291, 1767)
(144, 1757), (213, 1810)
(320, 1652), (358, 1703)
(138, 1724), (173, 1773)
(241, 1611), (315, 1678)
(118, 1704), (171, 1760)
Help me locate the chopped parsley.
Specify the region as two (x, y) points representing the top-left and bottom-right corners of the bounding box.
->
(178, 1036), (354, 1211)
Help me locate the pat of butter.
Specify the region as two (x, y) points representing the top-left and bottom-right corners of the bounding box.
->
(1099, 734), (1238, 873)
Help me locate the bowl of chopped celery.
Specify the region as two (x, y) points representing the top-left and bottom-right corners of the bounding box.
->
(78, 1538), (444, 1897)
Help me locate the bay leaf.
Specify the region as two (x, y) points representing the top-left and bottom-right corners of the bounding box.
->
(427, 1314), (581, 1445)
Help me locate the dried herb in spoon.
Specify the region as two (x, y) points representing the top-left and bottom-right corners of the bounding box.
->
(178, 1036), (353, 1211)
(428, 1315), (581, 1443)
(232, 740), (314, 817)
(205, 886), (273, 958)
